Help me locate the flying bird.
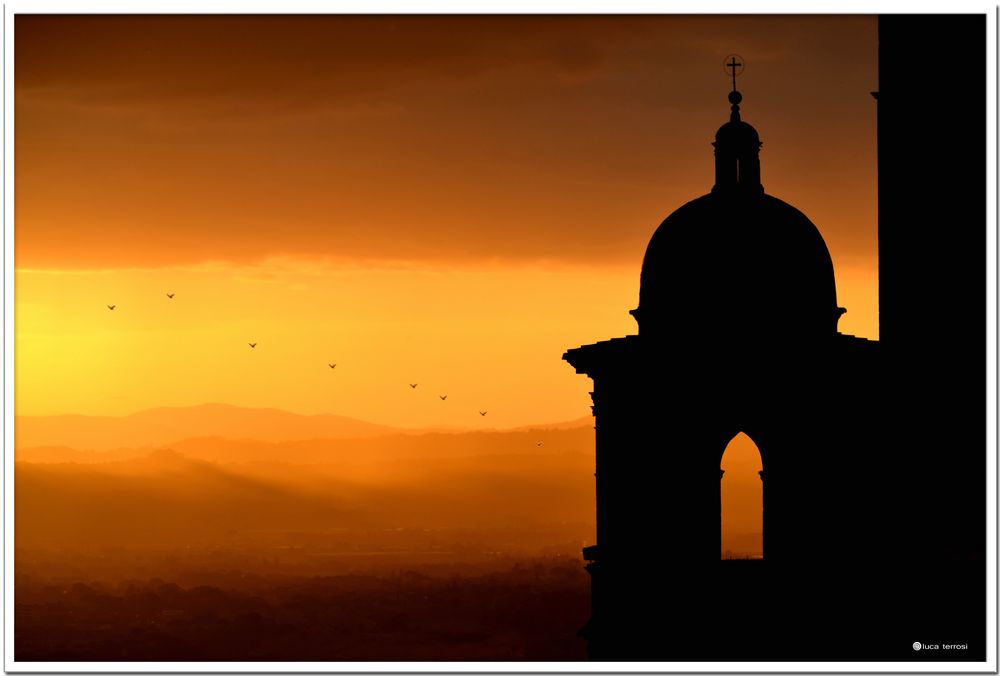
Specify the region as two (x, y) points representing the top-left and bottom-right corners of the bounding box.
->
(537, 442), (543, 446)
(409, 383), (418, 389)
(479, 410), (487, 416)
(107, 305), (116, 310)
(329, 363), (337, 369)
(439, 395), (448, 400)
(249, 342), (257, 348)
(166, 293), (175, 299)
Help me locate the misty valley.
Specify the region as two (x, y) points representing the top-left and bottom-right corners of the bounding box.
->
(15, 408), (598, 660)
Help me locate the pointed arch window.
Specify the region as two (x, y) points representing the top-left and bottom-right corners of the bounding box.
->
(720, 432), (763, 560)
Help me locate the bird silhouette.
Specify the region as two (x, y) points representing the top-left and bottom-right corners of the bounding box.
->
(329, 363), (337, 369)
(537, 442), (543, 446)
(107, 305), (116, 310)
(249, 342), (257, 348)
(479, 410), (487, 416)
(440, 395), (448, 400)
(166, 293), (175, 299)
(409, 383), (418, 389)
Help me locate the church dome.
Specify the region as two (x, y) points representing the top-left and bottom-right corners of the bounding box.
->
(631, 89), (843, 342)
(714, 118), (760, 148)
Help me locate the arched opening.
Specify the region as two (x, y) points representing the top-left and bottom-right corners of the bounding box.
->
(720, 432), (763, 559)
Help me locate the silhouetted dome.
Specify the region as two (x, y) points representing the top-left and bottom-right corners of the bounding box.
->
(631, 86), (843, 344)
(632, 191), (842, 341)
(714, 119), (760, 148)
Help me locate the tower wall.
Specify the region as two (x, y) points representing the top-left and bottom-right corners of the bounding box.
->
(877, 15), (986, 560)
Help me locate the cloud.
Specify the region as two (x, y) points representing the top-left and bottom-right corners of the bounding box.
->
(16, 16), (643, 116)
(14, 15), (878, 270)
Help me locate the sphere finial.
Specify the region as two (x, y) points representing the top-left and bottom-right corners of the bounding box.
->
(723, 55), (745, 121)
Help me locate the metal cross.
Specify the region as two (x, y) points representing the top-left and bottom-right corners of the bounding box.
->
(726, 56), (742, 92)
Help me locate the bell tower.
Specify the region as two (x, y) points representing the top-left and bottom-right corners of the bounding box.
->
(564, 65), (881, 660)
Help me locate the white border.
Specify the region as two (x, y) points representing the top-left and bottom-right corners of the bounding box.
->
(5, 0), (14, 672)
(984, 3), (998, 675)
(2, 0), (1000, 12)
(3, 3), (997, 673)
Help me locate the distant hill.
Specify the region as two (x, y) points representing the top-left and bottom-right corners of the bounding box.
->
(14, 430), (597, 552)
(15, 404), (595, 452)
(15, 403), (403, 451)
(511, 416), (594, 432)
(15, 425), (596, 467)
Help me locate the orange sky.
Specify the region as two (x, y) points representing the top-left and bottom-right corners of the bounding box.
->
(14, 15), (879, 426)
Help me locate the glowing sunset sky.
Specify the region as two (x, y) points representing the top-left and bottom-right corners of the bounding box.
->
(15, 15), (878, 427)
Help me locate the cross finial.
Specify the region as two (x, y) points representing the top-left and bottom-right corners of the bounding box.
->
(725, 54), (743, 92)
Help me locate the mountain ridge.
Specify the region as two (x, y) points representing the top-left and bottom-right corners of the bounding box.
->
(15, 403), (594, 451)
